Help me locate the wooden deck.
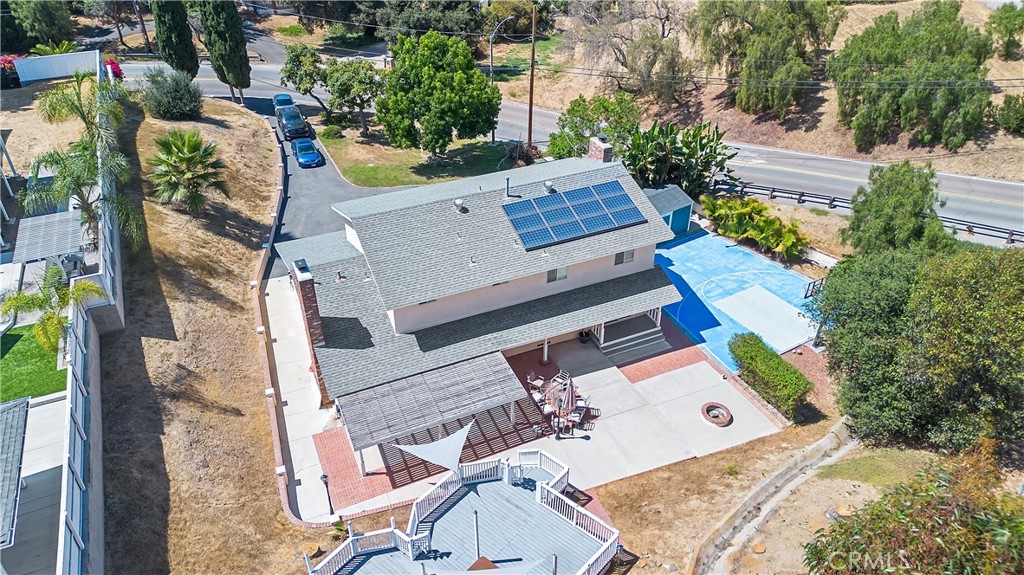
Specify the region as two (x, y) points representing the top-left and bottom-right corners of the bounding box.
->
(347, 468), (601, 574)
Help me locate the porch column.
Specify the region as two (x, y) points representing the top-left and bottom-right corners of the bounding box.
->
(654, 307), (662, 326)
(509, 401), (516, 426)
(358, 449), (366, 476)
(541, 337), (550, 364)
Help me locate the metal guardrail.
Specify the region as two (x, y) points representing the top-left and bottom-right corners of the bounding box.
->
(715, 180), (1023, 244)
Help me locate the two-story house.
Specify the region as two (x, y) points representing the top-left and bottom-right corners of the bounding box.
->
(276, 139), (680, 475)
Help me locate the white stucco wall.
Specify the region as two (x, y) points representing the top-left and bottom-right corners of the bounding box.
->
(389, 244), (657, 333)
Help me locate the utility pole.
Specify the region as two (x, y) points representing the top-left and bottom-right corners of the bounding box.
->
(527, 3), (537, 147)
(134, 1), (152, 53)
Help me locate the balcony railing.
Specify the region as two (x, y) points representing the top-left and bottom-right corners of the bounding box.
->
(310, 450), (618, 575)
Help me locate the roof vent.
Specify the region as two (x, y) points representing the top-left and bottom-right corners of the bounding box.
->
(336, 272), (347, 283)
(454, 198), (465, 212)
(544, 180), (555, 193)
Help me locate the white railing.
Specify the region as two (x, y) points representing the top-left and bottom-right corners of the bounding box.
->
(460, 459), (503, 484)
(410, 470), (460, 530)
(578, 538), (621, 575)
(352, 528), (395, 554)
(312, 450), (619, 575)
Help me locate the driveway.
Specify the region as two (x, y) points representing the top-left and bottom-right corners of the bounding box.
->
(266, 114), (405, 277)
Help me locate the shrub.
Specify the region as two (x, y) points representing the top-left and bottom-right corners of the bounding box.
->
(699, 194), (808, 259)
(319, 125), (344, 140)
(141, 68), (202, 120)
(995, 94), (1024, 135)
(729, 333), (814, 419)
(276, 24), (308, 37)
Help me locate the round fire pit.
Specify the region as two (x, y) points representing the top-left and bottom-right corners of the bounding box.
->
(701, 402), (733, 427)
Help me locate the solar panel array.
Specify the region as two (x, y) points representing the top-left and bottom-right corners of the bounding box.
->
(502, 180), (648, 251)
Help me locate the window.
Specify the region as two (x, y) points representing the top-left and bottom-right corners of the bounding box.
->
(547, 267), (568, 283)
(492, 281), (509, 287)
(418, 299), (436, 305)
(614, 250), (635, 265)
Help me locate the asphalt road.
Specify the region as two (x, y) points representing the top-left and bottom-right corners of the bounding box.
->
(120, 62), (1023, 236)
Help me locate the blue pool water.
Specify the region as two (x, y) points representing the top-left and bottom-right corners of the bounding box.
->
(656, 231), (815, 372)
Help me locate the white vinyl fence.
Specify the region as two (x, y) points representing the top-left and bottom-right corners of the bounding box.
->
(12, 51), (101, 83)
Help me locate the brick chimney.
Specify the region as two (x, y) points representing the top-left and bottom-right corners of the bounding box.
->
(293, 259), (324, 347)
(587, 135), (613, 163)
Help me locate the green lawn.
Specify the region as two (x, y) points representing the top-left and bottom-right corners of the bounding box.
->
(818, 448), (936, 488)
(494, 36), (565, 80)
(321, 136), (510, 188)
(1, 324), (68, 402)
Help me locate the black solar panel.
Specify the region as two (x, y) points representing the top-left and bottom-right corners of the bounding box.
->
(504, 180), (647, 251)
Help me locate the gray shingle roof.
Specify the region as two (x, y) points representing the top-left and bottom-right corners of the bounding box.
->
(330, 158), (674, 309)
(0, 398), (30, 548)
(338, 352), (525, 451)
(312, 252), (678, 398)
(273, 231), (358, 269)
(642, 184), (694, 216)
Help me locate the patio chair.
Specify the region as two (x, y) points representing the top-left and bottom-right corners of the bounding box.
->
(531, 391), (545, 404)
(526, 371), (545, 389)
(542, 404), (555, 415)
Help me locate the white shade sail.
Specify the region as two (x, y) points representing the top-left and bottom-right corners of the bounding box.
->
(391, 422), (475, 472)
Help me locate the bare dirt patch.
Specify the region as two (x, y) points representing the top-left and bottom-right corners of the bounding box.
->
(727, 445), (937, 575)
(768, 202), (853, 260)
(101, 97), (330, 575)
(0, 80), (85, 173)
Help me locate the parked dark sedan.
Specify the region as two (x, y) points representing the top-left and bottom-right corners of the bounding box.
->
(273, 93), (295, 109)
(290, 138), (324, 168)
(275, 105), (309, 141)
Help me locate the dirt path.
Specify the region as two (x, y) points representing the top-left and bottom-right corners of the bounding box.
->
(101, 98), (330, 574)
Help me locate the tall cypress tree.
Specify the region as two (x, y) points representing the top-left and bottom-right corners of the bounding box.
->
(196, 0), (251, 103)
(152, 0), (199, 78)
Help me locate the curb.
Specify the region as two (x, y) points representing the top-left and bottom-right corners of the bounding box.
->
(683, 417), (854, 575)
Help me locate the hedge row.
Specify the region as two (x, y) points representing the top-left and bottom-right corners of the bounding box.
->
(728, 333), (814, 419)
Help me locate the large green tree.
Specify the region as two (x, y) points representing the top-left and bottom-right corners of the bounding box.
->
(808, 246), (1024, 450)
(828, 0), (992, 150)
(279, 44), (330, 117)
(369, 0), (483, 44)
(547, 92), (642, 160)
(0, 1), (31, 53)
(153, 0), (199, 78)
(903, 248), (1024, 449)
(986, 2), (1024, 60)
(196, 0), (251, 103)
(9, 0), (73, 45)
(377, 31), (500, 156)
(325, 59), (385, 136)
(689, 0), (845, 119)
(842, 160), (952, 255)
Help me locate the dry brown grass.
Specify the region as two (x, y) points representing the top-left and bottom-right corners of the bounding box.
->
(505, 1), (1024, 180)
(100, 98), (331, 575)
(595, 417), (838, 571)
(0, 81), (84, 173)
(768, 202), (853, 260)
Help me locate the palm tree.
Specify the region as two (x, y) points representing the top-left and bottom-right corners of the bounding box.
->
(147, 129), (227, 214)
(37, 70), (127, 149)
(621, 122), (685, 188)
(0, 266), (107, 353)
(24, 139), (146, 251)
(29, 40), (80, 56)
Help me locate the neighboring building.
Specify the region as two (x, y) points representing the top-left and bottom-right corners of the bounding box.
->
(276, 139), (679, 474)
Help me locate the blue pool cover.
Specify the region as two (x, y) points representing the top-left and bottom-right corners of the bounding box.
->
(656, 231), (816, 372)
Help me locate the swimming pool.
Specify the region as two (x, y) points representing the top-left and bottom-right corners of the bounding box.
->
(656, 231), (817, 372)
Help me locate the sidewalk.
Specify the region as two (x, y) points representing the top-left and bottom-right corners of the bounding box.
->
(265, 275), (340, 523)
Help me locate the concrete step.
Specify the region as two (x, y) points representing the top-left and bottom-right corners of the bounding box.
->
(605, 339), (673, 366)
(599, 327), (663, 354)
